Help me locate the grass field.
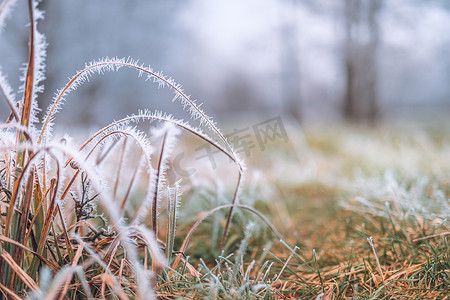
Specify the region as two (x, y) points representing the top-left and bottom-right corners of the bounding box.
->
(0, 1), (449, 298)
(151, 121), (449, 299)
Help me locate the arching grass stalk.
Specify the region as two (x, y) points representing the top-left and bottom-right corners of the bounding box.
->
(40, 61), (246, 248)
(171, 203), (283, 271)
(0, 0), (262, 297)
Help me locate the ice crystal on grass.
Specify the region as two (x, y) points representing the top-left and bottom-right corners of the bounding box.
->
(40, 57), (242, 169)
(0, 68), (19, 120)
(0, 1), (250, 298)
(0, 0), (17, 34)
(17, 0), (47, 138)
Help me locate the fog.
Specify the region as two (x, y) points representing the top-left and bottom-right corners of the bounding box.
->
(0, 0), (449, 127)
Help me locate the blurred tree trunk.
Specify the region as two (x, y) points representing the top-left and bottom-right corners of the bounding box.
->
(366, 0), (381, 123)
(280, 0), (302, 121)
(343, 0), (382, 123)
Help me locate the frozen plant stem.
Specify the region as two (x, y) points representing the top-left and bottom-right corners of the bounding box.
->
(152, 131), (167, 237)
(367, 236), (387, 293)
(39, 57), (246, 252)
(14, 0), (34, 178)
(0, 0), (260, 296)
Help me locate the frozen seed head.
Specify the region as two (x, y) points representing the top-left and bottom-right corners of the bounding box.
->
(70, 160), (79, 170)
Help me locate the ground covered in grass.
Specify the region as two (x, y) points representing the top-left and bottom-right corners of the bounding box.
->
(156, 121), (449, 299)
(1, 1), (449, 299)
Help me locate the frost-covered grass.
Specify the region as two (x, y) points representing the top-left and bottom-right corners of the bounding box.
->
(1, 1), (449, 299)
(127, 122), (447, 299)
(160, 123), (448, 299)
(234, 123), (449, 299)
(0, 1), (247, 298)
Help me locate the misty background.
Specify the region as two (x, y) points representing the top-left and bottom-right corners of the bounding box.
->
(0, 0), (449, 129)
